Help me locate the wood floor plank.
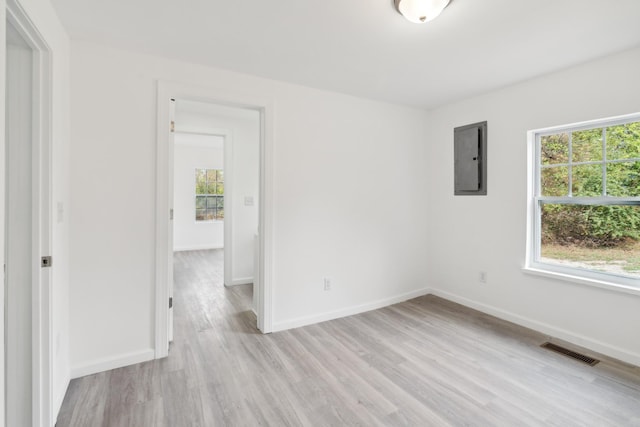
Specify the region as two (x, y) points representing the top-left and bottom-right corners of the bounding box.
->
(57, 249), (640, 426)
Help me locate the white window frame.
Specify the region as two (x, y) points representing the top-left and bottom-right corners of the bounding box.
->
(525, 112), (640, 293)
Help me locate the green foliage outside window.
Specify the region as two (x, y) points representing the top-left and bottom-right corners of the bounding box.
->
(540, 122), (640, 247)
(195, 169), (224, 221)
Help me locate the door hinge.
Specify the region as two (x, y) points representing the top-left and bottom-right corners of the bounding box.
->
(41, 256), (52, 268)
(170, 208), (174, 220)
(169, 297), (173, 309)
(170, 121), (175, 133)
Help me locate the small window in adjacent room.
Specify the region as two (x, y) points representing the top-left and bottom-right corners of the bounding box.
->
(195, 168), (224, 221)
(527, 114), (640, 288)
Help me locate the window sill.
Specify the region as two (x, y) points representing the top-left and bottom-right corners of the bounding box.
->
(523, 265), (640, 297)
(195, 220), (224, 224)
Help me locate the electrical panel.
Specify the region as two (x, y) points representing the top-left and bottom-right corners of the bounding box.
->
(454, 121), (487, 195)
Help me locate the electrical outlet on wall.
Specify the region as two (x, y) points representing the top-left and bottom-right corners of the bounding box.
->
(479, 271), (487, 283)
(323, 277), (332, 291)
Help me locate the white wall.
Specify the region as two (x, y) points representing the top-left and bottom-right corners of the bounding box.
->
(1, 0), (71, 423)
(68, 41), (429, 375)
(425, 46), (640, 366)
(174, 104), (259, 284)
(173, 138), (224, 251)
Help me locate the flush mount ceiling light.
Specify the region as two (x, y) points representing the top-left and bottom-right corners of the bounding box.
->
(394, 0), (451, 24)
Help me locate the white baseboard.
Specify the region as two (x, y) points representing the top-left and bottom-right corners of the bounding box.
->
(227, 277), (253, 286)
(430, 289), (640, 367)
(70, 349), (155, 379)
(173, 244), (223, 252)
(272, 287), (431, 332)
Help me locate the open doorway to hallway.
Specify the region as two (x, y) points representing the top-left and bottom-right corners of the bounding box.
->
(155, 81), (274, 357)
(170, 100), (261, 344)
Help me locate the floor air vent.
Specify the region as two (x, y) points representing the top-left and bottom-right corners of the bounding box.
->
(541, 342), (599, 366)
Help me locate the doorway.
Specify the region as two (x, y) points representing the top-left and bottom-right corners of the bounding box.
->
(4, 2), (53, 425)
(170, 101), (260, 338)
(155, 82), (275, 358)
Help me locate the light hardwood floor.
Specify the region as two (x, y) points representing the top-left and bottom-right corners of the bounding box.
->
(57, 249), (640, 426)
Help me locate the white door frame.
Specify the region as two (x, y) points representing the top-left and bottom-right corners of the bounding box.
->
(155, 81), (274, 358)
(4, 0), (53, 425)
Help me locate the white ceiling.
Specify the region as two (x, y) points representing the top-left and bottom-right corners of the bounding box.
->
(51, 0), (640, 110)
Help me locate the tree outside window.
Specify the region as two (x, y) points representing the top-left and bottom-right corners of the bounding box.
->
(195, 168), (224, 221)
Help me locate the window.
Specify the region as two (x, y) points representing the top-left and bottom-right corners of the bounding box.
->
(528, 114), (640, 287)
(195, 168), (224, 221)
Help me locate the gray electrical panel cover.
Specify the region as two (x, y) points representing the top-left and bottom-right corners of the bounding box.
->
(454, 121), (487, 195)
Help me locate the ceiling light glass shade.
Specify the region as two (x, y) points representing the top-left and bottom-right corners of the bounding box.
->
(395, 0), (451, 24)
